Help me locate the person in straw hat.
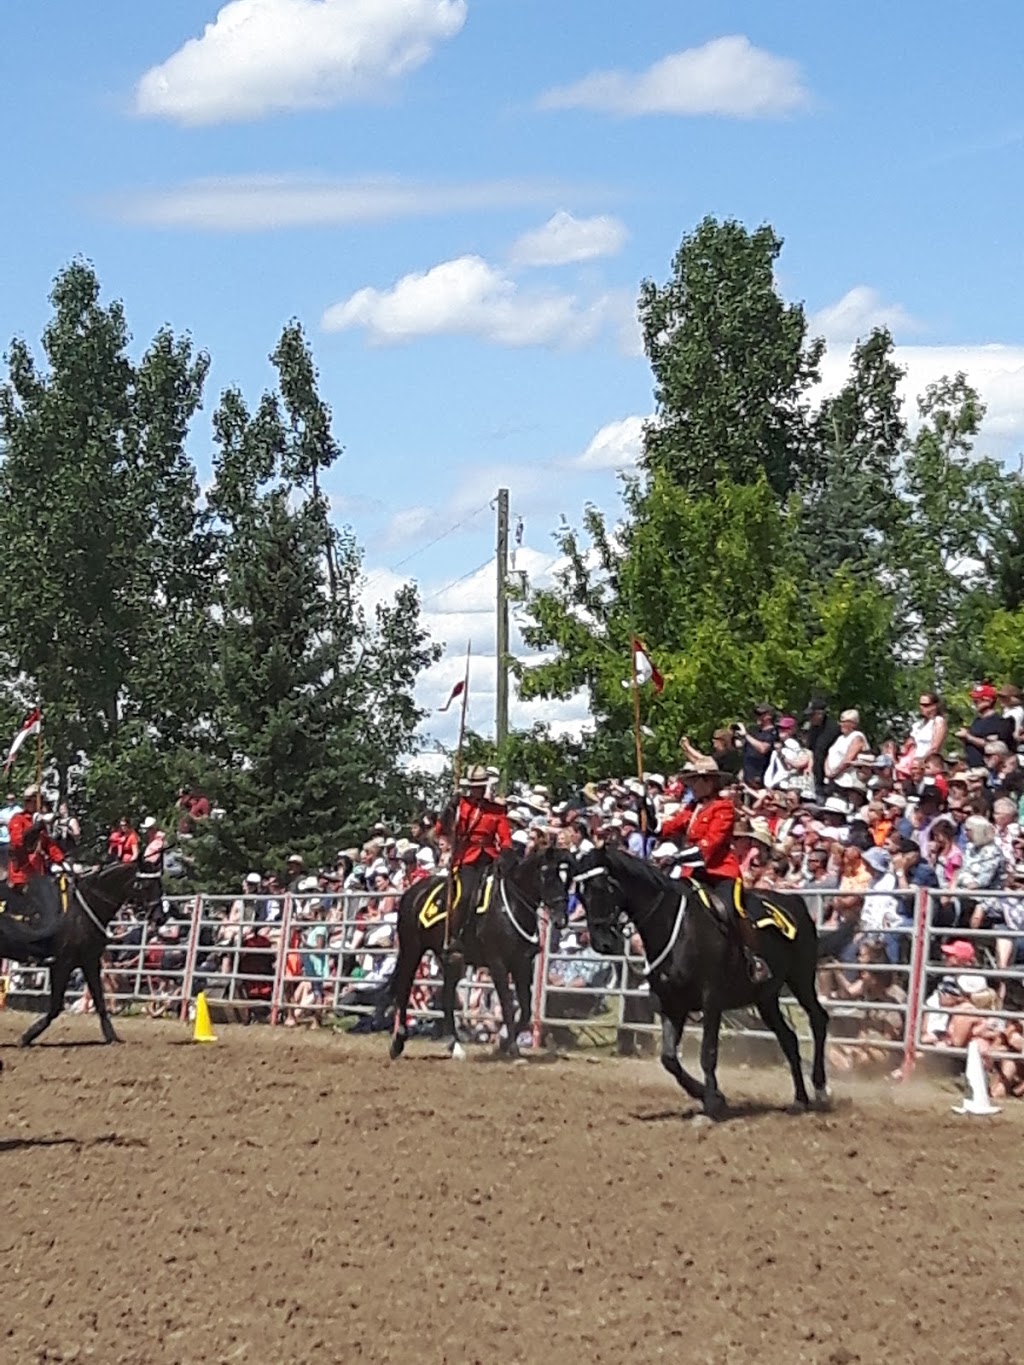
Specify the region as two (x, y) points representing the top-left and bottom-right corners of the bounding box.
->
(659, 758), (770, 983)
(434, 763), (512, 955)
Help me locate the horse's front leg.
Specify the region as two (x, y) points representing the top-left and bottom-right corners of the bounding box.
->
(659, 1011), (705, 1102)
(510, 955), (535, 1050)
(698, 1005), (727, 1120)
(82, 952), (121, 1044)
(489, 961), (520, 1059)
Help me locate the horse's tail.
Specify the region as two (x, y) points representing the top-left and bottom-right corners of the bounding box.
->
(816, 916), (858, 962)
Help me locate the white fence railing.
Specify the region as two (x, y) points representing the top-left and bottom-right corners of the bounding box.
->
(1, 885), (1022, 1085)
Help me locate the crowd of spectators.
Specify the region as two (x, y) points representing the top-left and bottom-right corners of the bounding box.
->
(3, 689), (1023, 1091)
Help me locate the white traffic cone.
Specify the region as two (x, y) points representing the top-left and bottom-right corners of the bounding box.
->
(951, 1038), (1001, 1116)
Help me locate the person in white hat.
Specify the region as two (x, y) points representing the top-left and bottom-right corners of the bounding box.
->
(136, 817), (167, 913)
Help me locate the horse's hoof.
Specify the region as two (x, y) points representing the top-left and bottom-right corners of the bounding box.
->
(505, 1042), (520, 1062)
(451, 1041), (467, 1062)
(106, 1034), (123, 1046)
(389, 1035), (405, 1061)
(786, 1100), (812, 1116)
(18, 1036), (33, 1049)
(814, 1086), (833, 1110)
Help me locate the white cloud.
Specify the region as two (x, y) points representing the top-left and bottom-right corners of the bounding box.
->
(361, 547), (592, 743)
(509, 211), (629, 267)
(574, 415), (647, 471)
(322, 254), (618, 349)
(134, 0), (467, 126)
(377, 505), (433, 549)
(538, 35), (809, 119)
(816, 339), (1024, 457)
(811, 286), (923, 345)
(113, 174), (578, 232)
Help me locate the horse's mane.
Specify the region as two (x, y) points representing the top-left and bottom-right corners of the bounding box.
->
(605, 846), (681, 896)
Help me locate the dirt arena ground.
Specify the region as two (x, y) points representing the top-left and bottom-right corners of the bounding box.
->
(1, 1017), (1020, 1365)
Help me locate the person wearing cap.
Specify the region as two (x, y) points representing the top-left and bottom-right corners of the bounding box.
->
(435, 763), (512, 953)
(660, 759), (770, 982)
(284, 854), (306, 892)
(408, 844), (436, 885)
(736, 704), (778, 790)
(957, 683), (1014, 768)
(135, 817), (166, 914)
(5, 784), (66, 939)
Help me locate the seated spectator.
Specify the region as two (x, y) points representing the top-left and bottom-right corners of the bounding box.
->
(954, 816), (1005, 929)
(824, 939), (907, 1072)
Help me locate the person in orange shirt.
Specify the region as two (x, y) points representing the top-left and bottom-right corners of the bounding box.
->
(108, 817), (140, 865)
(660, 759), (770, 983)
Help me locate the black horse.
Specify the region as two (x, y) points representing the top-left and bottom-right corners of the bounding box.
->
(388, 846), (571, 1061)
(6, 862), (139, 1048)
(572, 845), (856, 1119)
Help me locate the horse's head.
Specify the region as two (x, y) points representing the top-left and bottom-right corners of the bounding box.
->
(76, 860), (139, 927)
(570, 844), (626, 956)
(510, 845), (571, 928)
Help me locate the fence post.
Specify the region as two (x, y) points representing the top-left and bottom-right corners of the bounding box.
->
(900, 886), (930, 1079)
(178, 895), (204, 1023)
(269, 893), (294, 1027)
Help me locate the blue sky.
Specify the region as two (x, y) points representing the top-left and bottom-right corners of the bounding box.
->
(4, 1), (1024, 750)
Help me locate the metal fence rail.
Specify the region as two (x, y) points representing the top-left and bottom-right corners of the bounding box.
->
(1, 883), (1022, 1086)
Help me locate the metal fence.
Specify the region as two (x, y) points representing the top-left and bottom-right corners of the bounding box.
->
(1, 884), (1022, 1084)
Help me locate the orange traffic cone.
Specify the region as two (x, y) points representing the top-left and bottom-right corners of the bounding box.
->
(192, 991), (217, 1044)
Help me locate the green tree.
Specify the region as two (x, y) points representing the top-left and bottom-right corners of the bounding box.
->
(894, 374), (1005, 686)
(0, 261), (214, 829)
(192, 326), (441, 882)
(984, 467), (1024, 612)
(638, 216), (824, 498)
(517, 472), (902, 769)
(800, 328), (907, 580)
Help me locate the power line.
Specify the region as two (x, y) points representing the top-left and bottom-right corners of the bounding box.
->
(420, 557), (493, 608)
(388, 499), (493, 573)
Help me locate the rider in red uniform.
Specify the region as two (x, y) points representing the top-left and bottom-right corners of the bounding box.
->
(436, 764), (512, 952)
(6, 785), (65, 949)
(660, 760), (769, 983)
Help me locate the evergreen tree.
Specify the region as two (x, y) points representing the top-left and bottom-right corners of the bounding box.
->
(193, 326), (440, 881)
(0, 261), (214, 831)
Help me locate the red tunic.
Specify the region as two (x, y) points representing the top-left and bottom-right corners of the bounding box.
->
(659, 798), (741, 880)
(7, 811), (65, 890)
(438, 795), (512, 867)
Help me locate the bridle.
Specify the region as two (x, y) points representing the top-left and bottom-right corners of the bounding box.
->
(70, 870), (132, 939)
(498, 853), (571, 946)
(573, 859), (687, 975)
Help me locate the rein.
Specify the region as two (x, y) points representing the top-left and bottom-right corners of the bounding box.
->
(574, 863), (686, 976)
(73, 882), (109, 938)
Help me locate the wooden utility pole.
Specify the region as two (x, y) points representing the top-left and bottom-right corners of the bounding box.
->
(495, 487), (510, 793)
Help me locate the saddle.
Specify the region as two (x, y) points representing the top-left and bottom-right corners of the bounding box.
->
(417, 870), (496, 932)
(694, 879), (797, 942)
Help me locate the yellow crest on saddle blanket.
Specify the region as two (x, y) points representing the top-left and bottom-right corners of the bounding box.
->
(417, 871), (494, 930)
(733, 880), (797, 941)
